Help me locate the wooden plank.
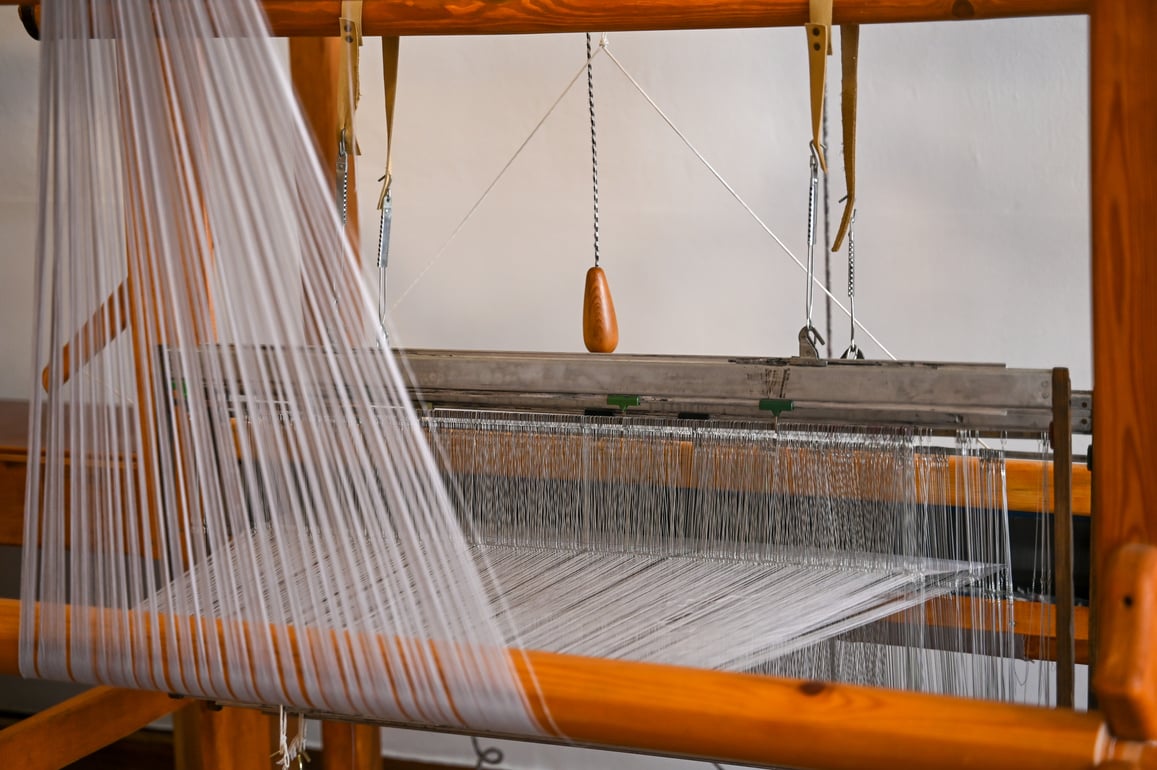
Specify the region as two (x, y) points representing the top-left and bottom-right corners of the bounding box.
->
(0, 599), (1130, 770)
(173, 701), (279, 770)
(0, 686), (184, 770)
(8, 0), (1092, 37)
(1089, 0), (1157, 682)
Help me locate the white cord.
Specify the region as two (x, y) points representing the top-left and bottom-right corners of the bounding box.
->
(391, 49), (605, 311)
(601, 47), (896, 360)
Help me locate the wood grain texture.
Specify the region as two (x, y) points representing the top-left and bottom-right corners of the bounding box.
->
(1092, 544), (1157, 741)
(323, 721), (383, 770)
(1089, 0), (1157, 680)
(0, 599), (1124, 770)
(173, 701), (278, 770)
(512, 648), (1115, 770)
(0, 686), (183, 770)
(5, 0), (1091, 36)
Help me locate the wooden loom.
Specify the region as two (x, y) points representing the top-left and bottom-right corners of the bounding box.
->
(0, 0), (1154, 768)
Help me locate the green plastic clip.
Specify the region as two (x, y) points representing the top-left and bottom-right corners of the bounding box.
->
(758, 398), (795, 416)
(607, 394), (641, 411)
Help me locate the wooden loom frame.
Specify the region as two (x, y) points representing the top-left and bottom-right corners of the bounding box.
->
(0, 0), (1154, 768)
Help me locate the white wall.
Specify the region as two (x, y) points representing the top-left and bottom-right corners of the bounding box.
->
(0, 11), (1090, 768)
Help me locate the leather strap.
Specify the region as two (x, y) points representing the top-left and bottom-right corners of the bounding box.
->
(337, 0), (363, 152)
(805, 0), (833, 173)
(378, 36), (400, 206)
(832, 24), (859, 252)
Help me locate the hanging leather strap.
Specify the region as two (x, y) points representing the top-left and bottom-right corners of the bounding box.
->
(377, 36), (400, 206)
(832, 24), (859, 252)
(336, 0), (363, 152)
(805, 0), (833, 173)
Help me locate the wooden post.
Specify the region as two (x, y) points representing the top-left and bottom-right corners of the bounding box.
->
(1051, 368), (1075, 708)
(173, 702), (280, 770)
(291, 32), (380, 762)
(1089, 0), (1157, 692)
(322, 722), (382, 770)
(291, 35), (360, 345)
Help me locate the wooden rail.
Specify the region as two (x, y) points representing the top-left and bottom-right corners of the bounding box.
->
(0, 598), (1133, 770)
(0, 686), (185, 770)
(6, 0), (1090, 36)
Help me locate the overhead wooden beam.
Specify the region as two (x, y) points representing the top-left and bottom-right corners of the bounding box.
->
(0, 686), (184, 770)
(9, 0), (1089, 37)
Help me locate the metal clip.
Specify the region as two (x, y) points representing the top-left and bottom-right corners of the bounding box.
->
(799, 324), (825, 358)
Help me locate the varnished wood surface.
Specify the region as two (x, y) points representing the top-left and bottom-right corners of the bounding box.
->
(511, 648), (1121, 770)
(1092, 545), (1157, 742)
(9, 0), (1092, 37)
(0, 598), (1129, 770)
(0, 597), (18, 678)
(322, 721), (384, 770)
(894, 596), (1090, 665)
(1052, 368), (1076, 706)
(581, 266), (618, 353)
(173, 701), (278, 770)
(0, 714), (465, 770)
(0, 686), (184, 770)
(1089, 0), (1157, 679)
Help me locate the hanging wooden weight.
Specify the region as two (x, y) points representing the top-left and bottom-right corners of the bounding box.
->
(583, 266), (618, 353)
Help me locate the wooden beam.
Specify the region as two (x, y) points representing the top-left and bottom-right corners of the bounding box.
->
(512, 648), (1126, 770)
(9, 0), (1091, 37)
(0, 686), (184, 770)
(1089, 0), (1157, 679)
(0, 599), (1138, 770)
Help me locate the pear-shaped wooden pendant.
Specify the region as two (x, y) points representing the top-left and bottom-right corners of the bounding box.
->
(582, 265), (618, 353)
